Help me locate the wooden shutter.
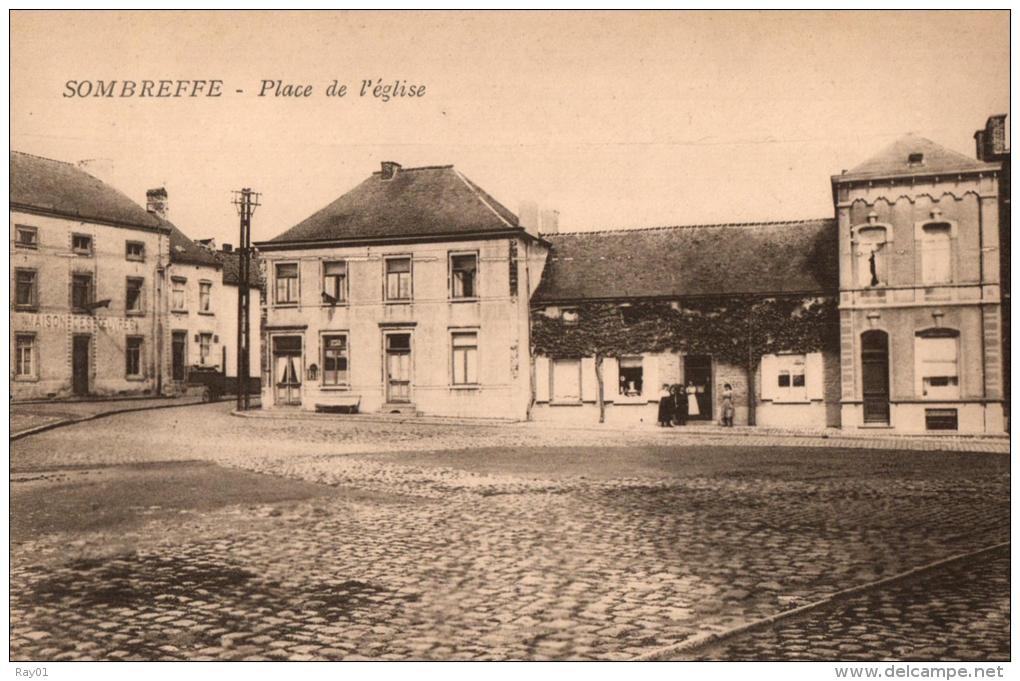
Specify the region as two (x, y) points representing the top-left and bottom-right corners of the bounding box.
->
(642, 354), (658, 399)
(805, 352), (824, 401)
(602, 357), (619, 403)
(581, 357), (598, 402)
(535, 356), (550, 402)
(760, 354), (777, 401)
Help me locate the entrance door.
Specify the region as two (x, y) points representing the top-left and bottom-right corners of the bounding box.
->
(272, 335), (303, 406)
(72, 335), (90, 396)
(171, 331), (187, 382)
(684, 355), (713, 421)
(385, 333), (412, 403)
(861, 330), (890, 424)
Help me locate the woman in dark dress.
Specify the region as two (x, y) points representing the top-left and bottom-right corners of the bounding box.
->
(657, 384), (673, 427)
(671, 383), (687, 426)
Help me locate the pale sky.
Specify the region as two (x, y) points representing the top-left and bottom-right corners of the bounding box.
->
(10, 10), (1010, 246)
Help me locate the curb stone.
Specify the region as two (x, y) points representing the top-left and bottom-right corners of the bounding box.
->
(10, 398), (218, 442)
(633, 541), (1010, 661)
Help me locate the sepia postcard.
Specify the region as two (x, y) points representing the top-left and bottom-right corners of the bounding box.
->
(7, 9), (1011, 677)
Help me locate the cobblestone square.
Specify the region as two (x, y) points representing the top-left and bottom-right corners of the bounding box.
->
(9, 403), (1011, 661)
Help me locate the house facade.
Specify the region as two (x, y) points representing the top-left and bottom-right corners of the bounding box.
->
(528, 221), (842, 428)
(832, 132), (1007, 434)
(254, 162), (548, 419)
(10, 152), (171, 400)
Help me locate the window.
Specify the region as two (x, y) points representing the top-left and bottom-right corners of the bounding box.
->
(321, 334), (349, 386)
(15, 334), (35, 378)
(450, 253), (478, 299)
(15, 225), (38, 249)
(618, 356), (643, 396)
(620, 306), (642, 326)
(921, 223), (952, 285)
(125, 336), (143, 378)
(71, 274), (93, 312)
(775, 354), (807, 401)
(561, 307), (580, 325)
(275, 262), (299, 304)
(916, 330), (959, 399)
(322, 261), (347, 304)
(126, 241), (145, 261)
(126, 277), (144, 314)
(15, 269), (37, 310)
(199, 281), (212, 313)
(198, 333), (213, 365)
(72, 233), (93, 256)
(855, 226), (887, 287)
(171, 277), (187, 311)
(551, 359), (581, 402)
(451, 332), (478, 385)
(385, 257), (412, 301)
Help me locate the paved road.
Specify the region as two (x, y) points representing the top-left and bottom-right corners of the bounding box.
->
(9, 404), (1011, 660)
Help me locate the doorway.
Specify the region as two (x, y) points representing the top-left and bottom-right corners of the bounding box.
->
(684, 354), (713, 421)
(72, 334), (90, 396)
(171, 331), (187, 382)
(861, 330), (890, 424)
(385, 333), (412, 403)
(272, 335), (303, 406)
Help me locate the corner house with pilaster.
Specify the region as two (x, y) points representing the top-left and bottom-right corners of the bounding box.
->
(10, 151), (171, 400)
(832, 133), (1006, 434)
(254, 162), (549, 419)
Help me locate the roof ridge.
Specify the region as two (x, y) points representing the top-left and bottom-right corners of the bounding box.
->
(11, 149), (75, 166)
(551, 218), (834, 236)
(371, 164), (454, 174)
(452, 168), (516, 229)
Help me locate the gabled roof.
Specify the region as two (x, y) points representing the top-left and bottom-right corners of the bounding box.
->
(532, 219), (838, 303)
(835, 134), (999, 182)
(10, 151), (165, 231)
(162, 218), (222, 269)
(261, 164), (523, 246)
(215, 249), (263, 288)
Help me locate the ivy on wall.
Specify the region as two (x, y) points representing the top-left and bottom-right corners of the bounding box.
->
(531, 296), (840, 367)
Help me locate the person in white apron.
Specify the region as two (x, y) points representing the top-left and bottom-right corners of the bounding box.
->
(686, 381), (700, 418)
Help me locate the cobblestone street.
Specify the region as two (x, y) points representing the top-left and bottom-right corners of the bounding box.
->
(10, 403), (1011, 660)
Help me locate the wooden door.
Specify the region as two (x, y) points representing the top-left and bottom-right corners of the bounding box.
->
(72, 335), (90, 396)
(861, 331), (890, 424)
(385, 333), (412, 403)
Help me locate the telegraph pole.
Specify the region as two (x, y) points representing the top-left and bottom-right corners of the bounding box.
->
(232, 188), (261, 410)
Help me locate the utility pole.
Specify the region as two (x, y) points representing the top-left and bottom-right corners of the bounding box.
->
(232, 188), (261, 410)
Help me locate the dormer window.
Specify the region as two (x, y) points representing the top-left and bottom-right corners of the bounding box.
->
(907, 152), (925, 166)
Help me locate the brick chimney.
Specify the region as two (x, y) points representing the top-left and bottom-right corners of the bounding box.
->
(975, 114), (1008, 161)
(222, 243), (233, 253)
(539, 208), (560, 235)
(380, 161), (401, 180)
(146, 187), (168, 219)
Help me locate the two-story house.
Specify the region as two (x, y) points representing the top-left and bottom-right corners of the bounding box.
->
(10, 151), (172, 400)
(254, 162), (548, 419)
(832, 134), (1006, 433)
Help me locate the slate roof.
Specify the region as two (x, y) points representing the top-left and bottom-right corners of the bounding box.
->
(836, 134), (999, 182)
(10, 151), (164, 231)
(262, 164), (523, 246)
(162, 218), (222, 269)
(532, 219), (838, 302)
(215, 249), (263, 288)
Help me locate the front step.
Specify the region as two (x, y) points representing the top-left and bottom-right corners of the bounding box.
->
(380, 403), (419, 416)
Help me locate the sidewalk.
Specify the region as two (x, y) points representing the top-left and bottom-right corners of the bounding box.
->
(10, 395), (210, 440)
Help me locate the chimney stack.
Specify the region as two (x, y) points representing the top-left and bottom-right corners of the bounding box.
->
(539, 208), (560, 235)
(975, 114), (1008, 161)
(146, 187), (168, 219)
(380, 161), (401, 180)
(518, 200), (540, 238)
(222, 244), (233, 253)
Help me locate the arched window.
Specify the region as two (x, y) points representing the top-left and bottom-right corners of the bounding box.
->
(920, 222), (953, 284)
(856, 226), (888, 287)
(915, 328), (960, 399)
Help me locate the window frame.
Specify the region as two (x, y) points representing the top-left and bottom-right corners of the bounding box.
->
(914, 328), (961, 400)
(449, 251), (480, 301)
(125, 276), (145, 316)
(72, 233), (94, 256)
(320, 332), (350, 388)
(198, 332), (214, 366)
(383, 255), (413, 302)
(617, 356), (644, 398)
(274, 261), (301, 306)
(773, 353), (808, 403)
(14, 333), (37, 381)
(916, 220), (957, 286)
(15, 225), (38, 250)
(198, 280), (213, 315)
(125, 240), (146, 262)
(550, 358), (583, 404)
(321, 260), (348, 306)
(125, 335), (145, 379)
(450, 330), (479, 387)
(171, 276), (187, 312)
(14, 267), (38, 311)
(70, 272), (94, 312)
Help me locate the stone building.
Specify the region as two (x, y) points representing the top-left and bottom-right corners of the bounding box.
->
(528, 221), (841, 428)
(253, 162), (548, 418)
(832, 132), (1007, 433)
(10, 151), (171, 400)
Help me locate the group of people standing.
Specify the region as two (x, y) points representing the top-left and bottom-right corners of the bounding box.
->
(657, 381), (735, 427)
